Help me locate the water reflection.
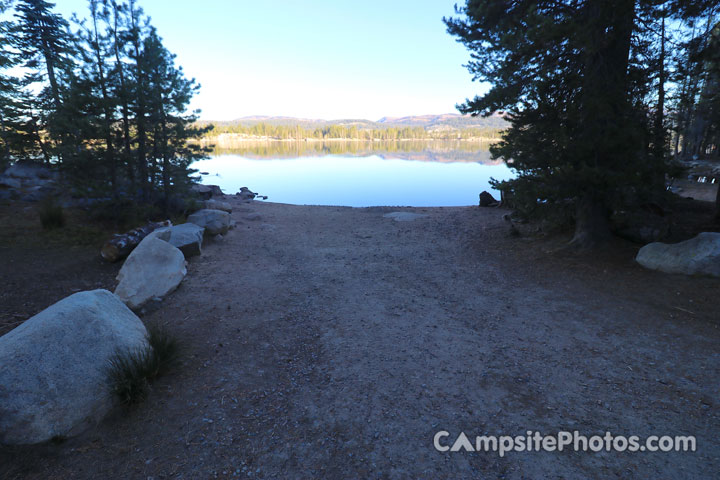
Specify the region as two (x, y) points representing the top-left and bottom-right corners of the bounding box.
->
(192, 143), (513, 207)
(199, 139), (501, 164)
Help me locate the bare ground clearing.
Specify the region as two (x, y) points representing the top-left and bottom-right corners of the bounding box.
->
(1, 199), (718, 479)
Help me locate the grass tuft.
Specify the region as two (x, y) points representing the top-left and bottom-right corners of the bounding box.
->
(106, 322), (180, 406)
(39, 197), (65, 230)
(146, 321), (181, 377)
(106, 347), (152, 405)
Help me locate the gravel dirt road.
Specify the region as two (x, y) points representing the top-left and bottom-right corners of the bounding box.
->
(2, 199), (719, 478)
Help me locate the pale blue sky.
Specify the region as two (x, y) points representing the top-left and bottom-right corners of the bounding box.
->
(55, 0), (487, 121)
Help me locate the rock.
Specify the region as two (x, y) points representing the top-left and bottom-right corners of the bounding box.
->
(208, 185), (224, 197)
(479, 191), (500, 207)
(187, 208), (231, 235)
(20, 185), (52, 202)
(612, 210), (670, 244)
(190, 184), (213, 200)
(383, 212), (428, 222)
(0, 290), (148, 445)
(0, 175), (21, 189)
(204, 198), (232, 213)
(237, 187), (257, 202)
(144, 226), (172, 242)
(191, 184), (224, 199)
(636, 232), (720, 277)
(245, 213), (262, 221)
(155, 223), (204, 258)
(114, 236), (187, 310)
(4, 163), (56, 180)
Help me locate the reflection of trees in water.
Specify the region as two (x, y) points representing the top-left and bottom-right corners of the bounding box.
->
(202, 140), (502, 164)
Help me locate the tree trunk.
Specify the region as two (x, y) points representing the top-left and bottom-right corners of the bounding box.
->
(130, 1), (149, 200)
(571, 192), (612, 249)
(91, 2), (117, 197)
(100, 220), (171, 262)
(653, 14), (666, 164)
(112, 1), (134, 187)
(571, 0), (634, 247)
(40, 41), (62, 112)
(30, 114), (51, 164)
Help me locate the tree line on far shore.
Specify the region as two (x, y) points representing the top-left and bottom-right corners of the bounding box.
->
(197, 122), (504, 142)
(0, 0), (207, 204)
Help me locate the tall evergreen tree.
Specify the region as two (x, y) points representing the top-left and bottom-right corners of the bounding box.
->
(14, 0), (76, 163)
(143, 28), (208, 208)
(0, 0), (33, 168)
(446, 0), (716, 247)
(73, 0), (119, 194)
(107, 0), (136, 187)
(127, 0), (150, 199)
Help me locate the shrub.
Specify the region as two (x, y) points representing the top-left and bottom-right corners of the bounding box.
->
(39, 197), (65, 230)
(106, 322), (180, 406)
(106, 347), (153, 405)
(145, 322), (180, 377)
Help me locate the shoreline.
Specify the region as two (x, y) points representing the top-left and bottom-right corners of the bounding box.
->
(196, 136), (502, 144)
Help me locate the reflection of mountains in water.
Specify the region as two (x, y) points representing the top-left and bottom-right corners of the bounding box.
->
(203, 140), (503, 165)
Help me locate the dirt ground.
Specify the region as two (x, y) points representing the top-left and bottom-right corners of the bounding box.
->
(1, 198), (719, 479)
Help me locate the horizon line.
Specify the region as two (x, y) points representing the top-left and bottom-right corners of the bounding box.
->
(196, 112), (478, 123)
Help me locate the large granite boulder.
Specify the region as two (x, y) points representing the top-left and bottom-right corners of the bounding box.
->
(0, 290), (148, 445)
(636, 232), (720, 277)
(204, 198), (232, 213)
(114, 236), (187, 310)
(155, 223), (204, 258)
(187, 208), (231, 235)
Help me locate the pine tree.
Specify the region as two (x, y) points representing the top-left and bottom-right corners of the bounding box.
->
(14, 0), (76, 163)
(73, 0), (119, 194)
(0, 0), (34, 168)
(107, 0), (136, 188)
(142, 28), (208, 209)
(127, 0), (150, 199)
(445, 0), (715, 247)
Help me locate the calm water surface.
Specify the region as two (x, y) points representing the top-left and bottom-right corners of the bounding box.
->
(191, 142), (513, 207)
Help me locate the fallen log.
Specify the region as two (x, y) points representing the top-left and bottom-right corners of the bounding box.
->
(100, 220), (172, 262)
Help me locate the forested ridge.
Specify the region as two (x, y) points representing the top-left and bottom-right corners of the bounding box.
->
(196, 114), (507, 141)
(198, 122), (504, 141)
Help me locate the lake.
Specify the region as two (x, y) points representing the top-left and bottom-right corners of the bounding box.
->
(191, 140), (513, 207)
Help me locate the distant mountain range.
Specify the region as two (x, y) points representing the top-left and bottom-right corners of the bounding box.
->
(376, 113), (507, 128)
(204, 113), (507, 131)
